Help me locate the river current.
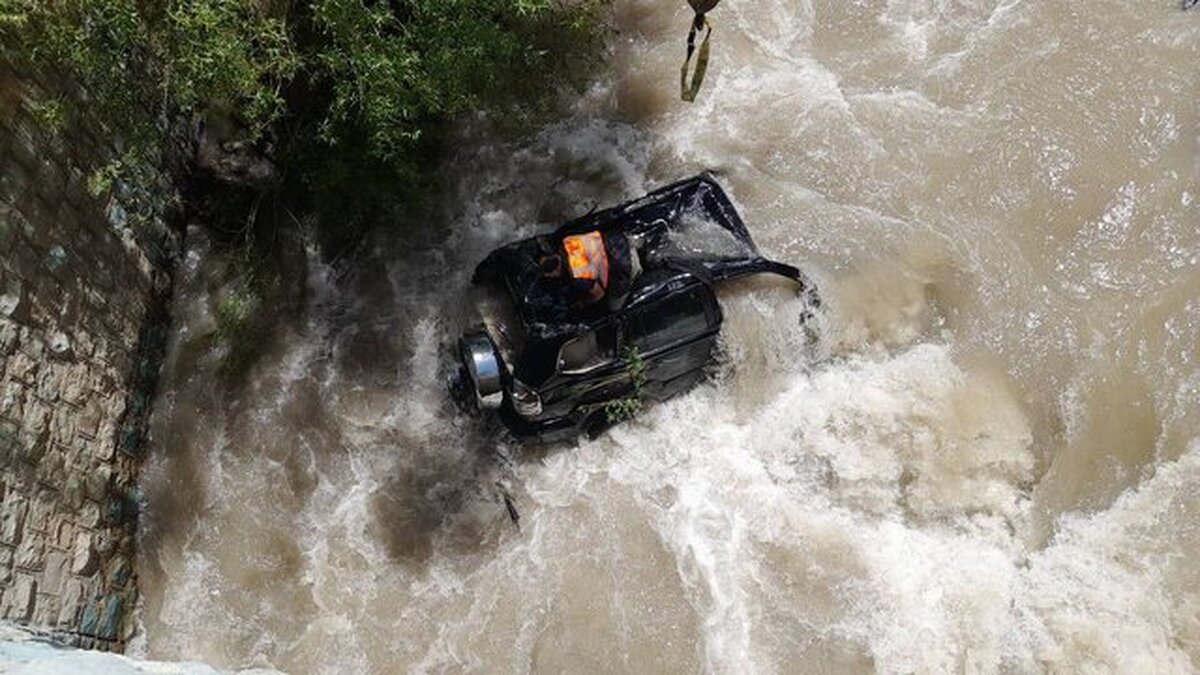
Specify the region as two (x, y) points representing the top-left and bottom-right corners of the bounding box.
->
(137, 2), (1200, 673)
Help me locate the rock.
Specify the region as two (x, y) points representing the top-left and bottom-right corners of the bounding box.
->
(63, 474), (86, 512)
(61, 364), (90, 406)
(95, 430), (118, 462)
(19, 399), (50, 460)
(78, 598), (99, 636)
(35, 448), (64, 487)
(77, 397), (104, 439)
(103, 392), (126, 421)
(26, 294), (55, 326)
(7, 351), (39, 383)
(71, 532), (97, 576)
(0, 280), (23, 318)
(31, 592), (58, 627)
(0, 318), (18, 354)
(93, 531), (115, 560)
(0, 381), (25, 424)
(54, 518), (74, 548)
(14, 529), (44, 569)
(27, 494), (53, 527)
(84, 464), (112, 502)
(0, 496), (26, 545)
(120, 595), (137, 641)
(47, 330), (71, 357)
(97, 594), (122, 640)
(0, 546), (12, 584)
(44, 245), (68, 272)
(40, 551), (67, 595)
(20, 332), (44, 360)
(57, 579), (83, 627)
(0, 429), (16, 465)
(101, 190), (130, 227)
(51, 405), (77, 448)
(195, 123), (278, 188)
(36, 363), (64, 401)
(71, 329), (94, 359)
(109, 560), (131, 587)
(5, 576), (37, 621)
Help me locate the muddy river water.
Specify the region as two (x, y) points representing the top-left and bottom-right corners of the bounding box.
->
(136, 1), (1199, 672)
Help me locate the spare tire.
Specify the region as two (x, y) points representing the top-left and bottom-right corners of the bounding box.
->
(459, 331), (503, 410)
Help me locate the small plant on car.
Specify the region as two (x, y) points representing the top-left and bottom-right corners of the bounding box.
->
(604, 347), (647, 423)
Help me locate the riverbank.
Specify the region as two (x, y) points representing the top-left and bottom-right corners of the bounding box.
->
(0, 63), (178, 649)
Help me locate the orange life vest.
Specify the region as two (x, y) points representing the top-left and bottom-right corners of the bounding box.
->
(562, 232), (609, 289)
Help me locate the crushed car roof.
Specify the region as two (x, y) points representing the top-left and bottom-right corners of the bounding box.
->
(473, 173), (807, 335)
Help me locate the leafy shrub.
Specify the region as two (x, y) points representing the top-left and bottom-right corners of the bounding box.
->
(604, 347), (647, 423)
(212, 282), (262, 376)
(1, 0), (608, 253)
(4, 0), (607, 374)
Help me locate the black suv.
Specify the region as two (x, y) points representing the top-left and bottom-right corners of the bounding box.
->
(451, 173), (816, 442)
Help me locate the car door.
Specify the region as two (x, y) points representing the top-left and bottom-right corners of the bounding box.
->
(536, 321), (627, 418)
(622, 284), (722, 400)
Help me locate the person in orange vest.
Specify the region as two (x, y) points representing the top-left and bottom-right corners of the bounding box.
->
(561, 230), (640, 311)
(520, 229), (642, 324)
(535, 249), (603, 314)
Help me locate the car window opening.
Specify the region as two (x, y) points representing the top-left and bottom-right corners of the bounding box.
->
(558, 327), (617, 374)
(629, 291), (709, 352)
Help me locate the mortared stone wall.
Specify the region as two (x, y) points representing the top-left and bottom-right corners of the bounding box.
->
(0, 60), (177, 651)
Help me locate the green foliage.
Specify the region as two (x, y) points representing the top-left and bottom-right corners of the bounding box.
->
(604, 346), (647, 423)
(0, 2), (27, 28)
(164, 1), (299, 138)
(212, 281), (262, 376)
(86, 159), (124, 198)
(307, 0), (601, 159)
(29, 96), (66, 134)
(2, 0), (300, 245)
(289, 0), (608, 252)
(2, 0), (608, 256)
(2, 1), (298, 139)
(4, 1), (608, 380)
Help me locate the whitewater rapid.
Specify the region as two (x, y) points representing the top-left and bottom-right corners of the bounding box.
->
(137, 1), (1199, 673)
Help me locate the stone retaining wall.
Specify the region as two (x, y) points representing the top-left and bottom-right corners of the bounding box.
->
(0, 61), (177, 651)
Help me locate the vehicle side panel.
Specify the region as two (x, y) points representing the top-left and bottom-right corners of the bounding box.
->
(503, 282), (722, 440)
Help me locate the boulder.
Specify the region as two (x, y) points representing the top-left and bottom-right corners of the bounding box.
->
(71, 532), (97, 576)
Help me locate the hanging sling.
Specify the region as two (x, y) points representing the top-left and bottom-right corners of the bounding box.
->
(681, 0), (720, 102)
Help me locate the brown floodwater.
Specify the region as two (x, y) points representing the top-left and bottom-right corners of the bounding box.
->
(136, 1), (1200, 673)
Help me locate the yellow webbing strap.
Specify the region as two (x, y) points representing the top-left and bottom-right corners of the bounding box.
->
(680, 14), (713, 103)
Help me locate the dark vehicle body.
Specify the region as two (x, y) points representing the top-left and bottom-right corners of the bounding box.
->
(452, 173), (815, 443)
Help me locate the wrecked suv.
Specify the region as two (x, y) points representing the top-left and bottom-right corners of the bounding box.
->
(450, 173), (817, 442)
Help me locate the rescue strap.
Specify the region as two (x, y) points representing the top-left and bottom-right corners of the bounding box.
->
(680, 12), (713, 102)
